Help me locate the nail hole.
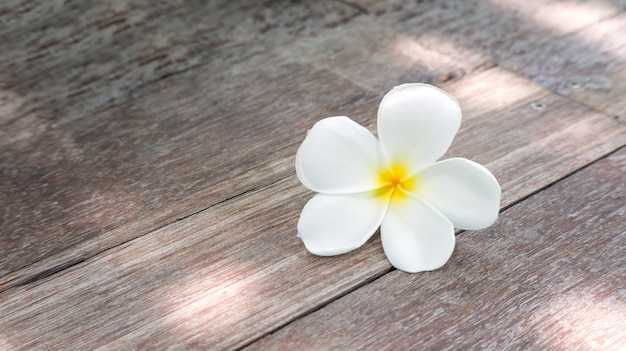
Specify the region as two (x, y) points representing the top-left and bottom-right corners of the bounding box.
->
(566, 78), (584, 90)
(531, 101), (546, 111)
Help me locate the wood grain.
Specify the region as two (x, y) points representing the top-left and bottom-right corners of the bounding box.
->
(4, 64), (624, 292)
(351, 0), (624, 66)
(0, 1), (479, 283)
(2, 1), (626, 350)
(1, 67), (624, 349)
(0, 157), (293, 291)
(275, 15), (475, 93)
(277, 0), (626, 96)
(502, 12), (626, 122)
(246, 147), (626, 351)
(1, 0), (368, 274)
(0, 0), (361, 145)
(3, 0), (620, 283)
(0, 175), (393, 351)
(0, 58), (377, 279)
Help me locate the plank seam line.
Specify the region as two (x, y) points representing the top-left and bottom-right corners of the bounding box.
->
(7, 258), (88, 289)
(538, 84), (623, 122)
(174, 171), (296, 223)
(498, 143), (626, 214)
(2, 171), (296, 292)
(237, 143), (626, 350)
(234, 266), (394, 351)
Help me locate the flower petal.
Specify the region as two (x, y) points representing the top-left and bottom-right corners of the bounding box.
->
(415, 158), (501, 230)
(377, 84), (462, 173)
(296, 116), (384, 194)
(298, 192), (388, 256)
(381, 193), (455, 272)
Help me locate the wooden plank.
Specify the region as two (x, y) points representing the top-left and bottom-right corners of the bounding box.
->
(0, 0), (362, 145)
(0, 59), (378, 279)
(348, 0), (623, 70)
(502, 12), (626, 122)
(275, 15), (476, 93)
(0, 157), (292, 291)
(245, 148), (626, 351)
(1, 68), (624, 349)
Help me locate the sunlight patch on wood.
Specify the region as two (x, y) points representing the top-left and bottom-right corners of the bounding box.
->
(388, 34), (488, 72)
(494, 0), (619, 36)
(537, 291), (626, 350)
(161, 273), (260, 344)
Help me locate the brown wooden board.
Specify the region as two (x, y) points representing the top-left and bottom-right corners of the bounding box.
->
(0, 58), (378, 280)
(245, 147), (626, 351)
(0, 0), (362, 145)
(1, 68), (624, 349)
(502, 12), (626, 122)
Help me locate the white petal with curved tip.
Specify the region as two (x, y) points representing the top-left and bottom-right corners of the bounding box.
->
(298, 192), (388, 256)
(296, 116), (384, 194)
(381, 193), (455, 272)
(416, 158), (501, 230)
(377, 84), (462, 173)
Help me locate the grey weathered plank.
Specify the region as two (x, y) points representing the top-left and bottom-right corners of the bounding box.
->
(350, 0), (624, 66)
(274, 15), (474, 93)
(502, 12), (626, 122)
(245, 147), (626, 351)
(0, 58), (377, 279)
(0, 0), (362, 146)
(0, 157), (292, 291)
(282, 0), (626, 98)
(1, 67), (624, 350)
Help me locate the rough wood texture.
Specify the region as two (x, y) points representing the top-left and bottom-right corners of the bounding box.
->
(0, 176), (393, 351)
(0, 59), (377, 278)
(353, 0), (624, 64)
(0, 0), (361, 144)
(1, 67), (624, 349)
(247, 148), (626, 351)
(502, 12), (626, 122)
(2, 1), (626, 350)
(274, 16), (474, 93)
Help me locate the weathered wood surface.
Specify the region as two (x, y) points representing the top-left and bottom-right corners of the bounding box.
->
(1, 0), (626, 350)
(0, 0), (361, 144)
(0, 58), (375, 280)
(247, 148), (626, 351)
(1, 67), (624, 349)
(353, 0), (625, 63)
(503, 12), (626, 122)
(0, 0), (365, 278)
(3, 0), (625, 284)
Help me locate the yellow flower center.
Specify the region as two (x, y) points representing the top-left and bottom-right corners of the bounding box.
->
(376, 163), (419, 203)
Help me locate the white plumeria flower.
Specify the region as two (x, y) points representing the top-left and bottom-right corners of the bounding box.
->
(295, 83), (501, 273)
